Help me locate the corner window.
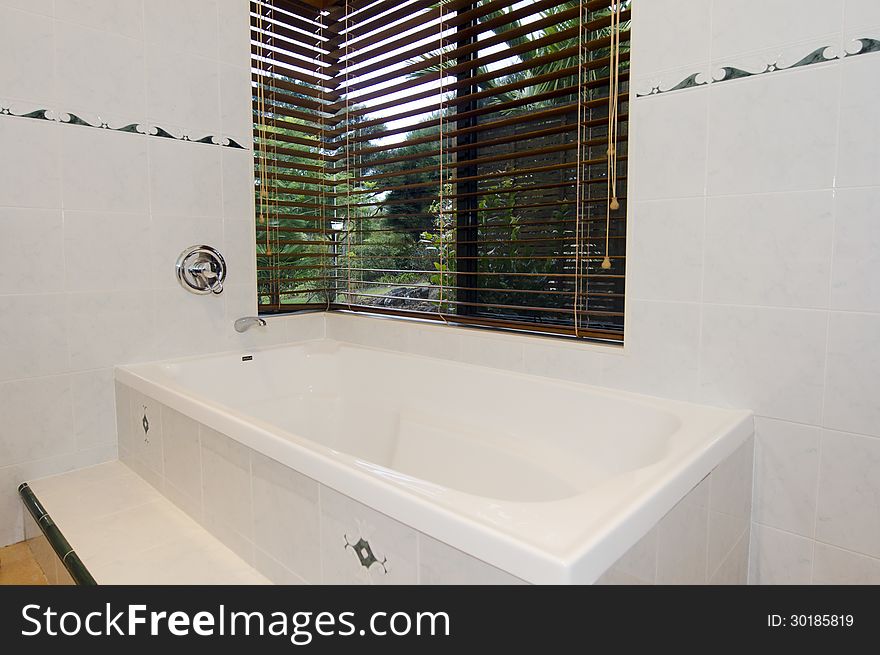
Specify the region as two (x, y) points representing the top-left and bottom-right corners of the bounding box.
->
(252, 0), (630, 341)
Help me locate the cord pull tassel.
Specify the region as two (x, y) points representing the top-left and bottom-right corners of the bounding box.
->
(601, 256), (612, 270)
(610, 197), (620, 210)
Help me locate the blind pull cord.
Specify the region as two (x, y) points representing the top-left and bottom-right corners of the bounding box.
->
(602, 1), (622, 270)
(437, 3), (450, 326)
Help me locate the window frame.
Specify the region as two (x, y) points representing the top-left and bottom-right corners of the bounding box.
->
(253, 0), (629, 344)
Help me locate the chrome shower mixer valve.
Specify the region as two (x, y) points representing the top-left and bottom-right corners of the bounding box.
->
(175, 245), (227, 295)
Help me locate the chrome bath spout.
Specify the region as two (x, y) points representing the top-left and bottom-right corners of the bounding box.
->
(234, 316), (267, 333)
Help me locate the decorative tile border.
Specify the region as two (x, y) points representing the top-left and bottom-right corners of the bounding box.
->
(0, 103), (247, 149)
(344, 534), (388, 574)
(637, 36), (880, 98)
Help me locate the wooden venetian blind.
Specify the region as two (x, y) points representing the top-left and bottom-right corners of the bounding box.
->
(253, 0), (630, 342)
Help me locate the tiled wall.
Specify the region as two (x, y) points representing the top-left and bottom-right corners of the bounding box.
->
(0, 0), (300, 547)
(630, 0), (880, 585)
(322, 1), (880, 584)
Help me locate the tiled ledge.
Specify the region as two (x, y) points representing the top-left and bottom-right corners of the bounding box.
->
(22, 461), (269, 585)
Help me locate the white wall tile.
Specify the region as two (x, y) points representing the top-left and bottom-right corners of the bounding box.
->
(152, 289), (227, 359)
(522, 339), (605, 386)
(707, 438), (753, 576)
(709, 529), (750, 584)
(327, 312), (436, 355)
(707, 66), (840, 195)
(148, 139), (222, 217)
(115, 381), (133, 458)
(456, 332), (524, 372)
(162, 478), (203, 522)
(632, 0), (711, 78)
(711, 0), (844, 60)
(146, 46), (221, 135)
(838, 55), (880, 188)
(708, 510), (749, 578)
(812, 543), (880, 584)
(407, 324), (463, 360)
(710, 436), (754, 519)
(0, 466), (23, 546)
(627, 198), (705, 303)
(219, 64), (252, 141)
(831, 187), (880, 313)
(151, 214), (223, 291)
(223, 284), (259, 326)
(63, 210), (152, 292)
(0, 0), (52, 15)
(16, 444), (117, 490)
(419, 535), (524, 585)
(0, 294), (68, 381)
(656, 479), (709, 584)
(845, 0), (880, 30)
(749, 524), (813, 584)
(199, 510), (254, 565)
(200, 426), (253, 545)
(218, 0), (252, 67)
(629, 90), (708, 200)
(0, 6), (55, 104)
(699, 305), (827, 423)
(144, 0), (219, 59)
(823, 311), (880, 437)
(816, 429), (880, 558)
(61, 126), (149, 212)
(752, 417), (820, 537)
(223, 218), (257, 287)
(601, 526), (657, 585)
(253, 548), (308, 585)
(161, 406), (202, 508)
(0, 208), (63, 294)
(221, 148), (255, 221)
(55, 22), (145, 119)
(604, 300), (700, 400)
(0, 375), (74, 466)
(0, 118), (60, 209)
(252, 452), (321, 583)
(70, 368), (118, 448)
(282, 312), (326, 344)
(320, 486), (418, 584)
(66, 291), (155, 369)
(54, 0), (144, 40)
(703, 191), (833, 308)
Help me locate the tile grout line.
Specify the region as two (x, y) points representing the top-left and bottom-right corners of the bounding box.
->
(694, 0), (713, 407)
(809, 7), (849, 582)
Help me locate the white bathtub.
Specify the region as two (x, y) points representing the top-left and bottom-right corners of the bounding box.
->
(115, 338), (752, 584)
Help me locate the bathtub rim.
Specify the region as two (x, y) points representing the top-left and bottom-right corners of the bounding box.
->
(115, 338), (753, 584)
